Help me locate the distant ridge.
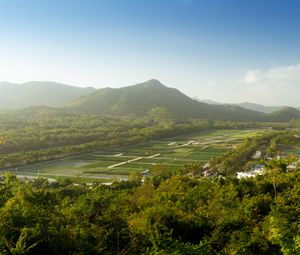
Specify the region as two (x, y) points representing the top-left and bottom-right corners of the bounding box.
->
(0, 81), (96, 109)
(237, 102), (285, 114)
(195, 99), (294, 114)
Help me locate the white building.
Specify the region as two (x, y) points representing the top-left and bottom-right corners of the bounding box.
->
(237, 164), (265, 179)
(287, 161), (299, 171)
(252, 151), (262, 159)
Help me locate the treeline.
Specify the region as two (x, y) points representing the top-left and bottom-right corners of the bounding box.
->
(0, 159), (299, 254)
(0, 123), (212, 169)
(0, 110), (271, 169)
(0, 112), (208, 168)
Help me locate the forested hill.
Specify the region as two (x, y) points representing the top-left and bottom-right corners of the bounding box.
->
(67, 79), (266, 121)
(265, 107), (300, 122)
(0, 81), (96, 109)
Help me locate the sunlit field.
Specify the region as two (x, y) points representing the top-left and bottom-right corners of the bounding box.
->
(6, 129), (266, 180)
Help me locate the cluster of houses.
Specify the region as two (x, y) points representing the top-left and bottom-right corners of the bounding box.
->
(198, 149), (300, 180)
(237, 149), (300, 179)
(236, 160), (300, 179)
(237, 150), (265, 179)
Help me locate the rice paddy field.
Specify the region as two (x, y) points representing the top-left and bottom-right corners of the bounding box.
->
(7, 129), (266, 181)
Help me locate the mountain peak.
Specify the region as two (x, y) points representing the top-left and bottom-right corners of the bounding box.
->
(146, 79), (162, 84)
(125, 79), (167, 91)
(142, 79), (164, 87)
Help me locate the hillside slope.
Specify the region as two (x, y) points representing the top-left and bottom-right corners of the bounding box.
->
(265, 107), (300, 122)
(0, 81), (96, 109)
(67, 79), (265, 121)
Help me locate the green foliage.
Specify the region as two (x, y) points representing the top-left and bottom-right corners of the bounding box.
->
(266, 107), (300, 122)
(0, 165), (299, 254)
(148, 106), (174, 128)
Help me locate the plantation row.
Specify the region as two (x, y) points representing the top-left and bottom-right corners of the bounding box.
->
(7, 129), (260, 179)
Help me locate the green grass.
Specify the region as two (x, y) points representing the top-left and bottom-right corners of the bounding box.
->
(6, 129), (266, 180)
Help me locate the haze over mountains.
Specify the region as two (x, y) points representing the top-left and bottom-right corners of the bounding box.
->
(237, 102), (285, 114)
(1, 79), (300, 122)
(195, 98), (300, 113)
(66, 79), (266, 121)
(0, 81), (96, 109)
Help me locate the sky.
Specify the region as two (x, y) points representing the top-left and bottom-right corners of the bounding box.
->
(0, 0), (300, 106)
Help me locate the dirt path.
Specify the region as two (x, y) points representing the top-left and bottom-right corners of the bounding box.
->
(107, 157), (143, 169)
(176, 141), (193, 148)
(147, 153), (161, 158)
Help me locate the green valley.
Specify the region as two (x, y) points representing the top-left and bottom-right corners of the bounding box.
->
(5, 129), (262, 181)
(0, 80), (299, 255)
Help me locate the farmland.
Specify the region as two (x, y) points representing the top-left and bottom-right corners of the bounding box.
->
(4, 129), (266, 181)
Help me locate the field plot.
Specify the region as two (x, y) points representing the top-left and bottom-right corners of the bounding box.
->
(6, 129), (265, 180)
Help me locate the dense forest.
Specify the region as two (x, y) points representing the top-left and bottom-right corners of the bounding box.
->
(0, 156), (299, 254)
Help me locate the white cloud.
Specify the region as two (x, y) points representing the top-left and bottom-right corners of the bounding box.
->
(241, 63), (300, 106)
(244, 69), (261, 84)
(201, 63), (300, 106)
(244, 64), (300, 86)
(265, 64), (300, 84)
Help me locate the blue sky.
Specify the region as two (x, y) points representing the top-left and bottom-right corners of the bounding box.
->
(0, 0), (300, 106)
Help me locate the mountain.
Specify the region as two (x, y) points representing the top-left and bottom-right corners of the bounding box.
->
(237, 102), (285, 114)
(0, 81), (96, 109)
(2, 79), (299, 122)
(265, 107), (300, 122)
(67, 79), (266, 121)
